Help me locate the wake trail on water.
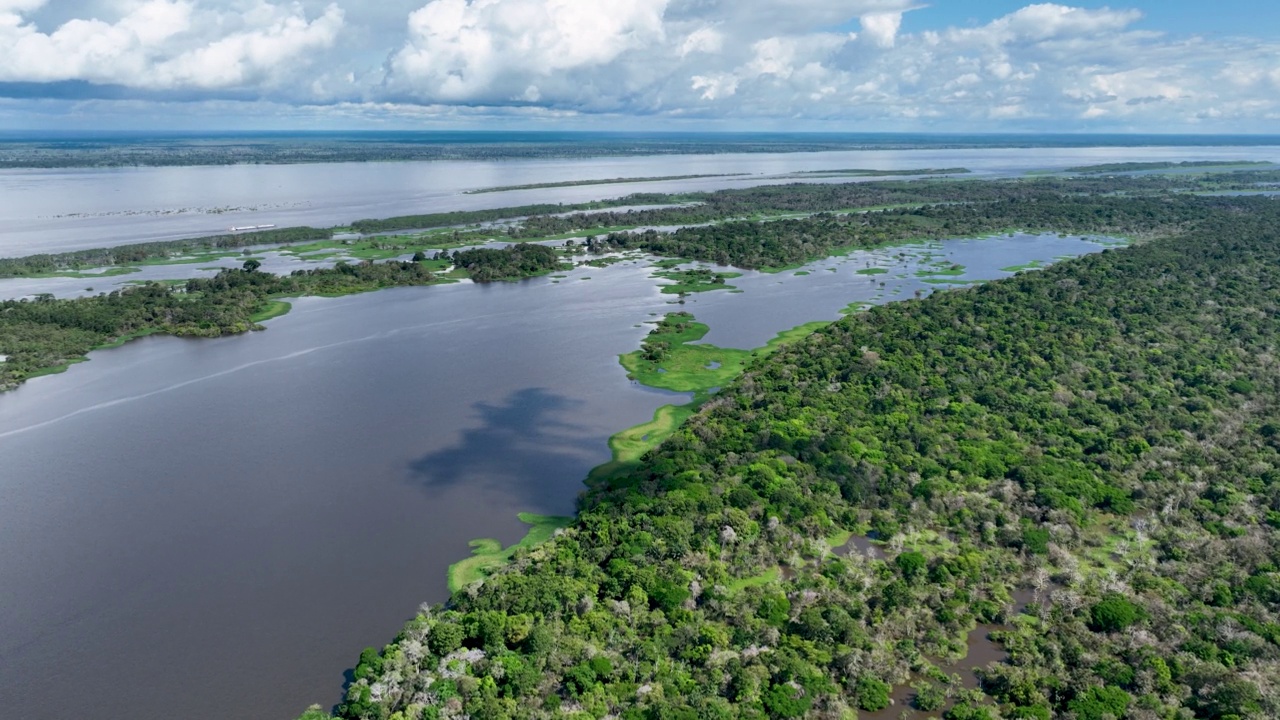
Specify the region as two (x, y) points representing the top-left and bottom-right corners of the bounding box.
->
(0, 313), (509, 440)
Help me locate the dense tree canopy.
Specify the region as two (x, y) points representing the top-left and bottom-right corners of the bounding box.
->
(305, 192), (1280, 720)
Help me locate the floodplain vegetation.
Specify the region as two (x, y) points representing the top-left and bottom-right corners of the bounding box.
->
(3, 172), (1279, 720)
(4, 167), (1277, 280)
(5, 175), (1240, 393)
(285, 186), (1278, 720)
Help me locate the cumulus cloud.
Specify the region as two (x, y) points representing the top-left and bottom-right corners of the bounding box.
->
(388, 0), (668, 102)
(859, 12), (902, 49)
(0, 1), (1278, 130)
(0, 0), (345, 90)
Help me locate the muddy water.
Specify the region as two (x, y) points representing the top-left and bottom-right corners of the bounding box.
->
(859, 589), (1041, 720)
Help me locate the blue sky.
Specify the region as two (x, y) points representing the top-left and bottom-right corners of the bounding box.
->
(907, 0), (1278, 36)
(0, 1), (1277, 132)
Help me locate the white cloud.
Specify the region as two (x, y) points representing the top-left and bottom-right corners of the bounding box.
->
(0, 1), (1277, 131)
(680, 25), (722, 57)
(859, 11), (901, 49)
(389, 0), (669, 102)
(0, 1), (344, 90)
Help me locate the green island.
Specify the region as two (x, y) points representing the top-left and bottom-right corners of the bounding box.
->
(652, 267), (743, 294)
(464, 174), (749, 194)
(276, 176), (1279, 720)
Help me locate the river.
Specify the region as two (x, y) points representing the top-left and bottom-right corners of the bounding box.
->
(4, 144), (1280, 256)
(0, 230), (1110, 719)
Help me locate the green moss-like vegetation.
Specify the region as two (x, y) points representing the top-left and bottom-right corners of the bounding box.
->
(724, 567), (782, 593)
(857, 267), (889, 275)
(620, 313), (826, 393)
(447, 513), (575, 592)
(249, 300), (292, 323)
(587, 403), (701, 488)
(1001, 260), (1045, 272)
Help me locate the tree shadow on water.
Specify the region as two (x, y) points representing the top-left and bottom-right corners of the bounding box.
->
(406, 387), (603, 507)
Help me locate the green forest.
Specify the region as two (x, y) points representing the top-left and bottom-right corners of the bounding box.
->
(291, 187), (1279, 719)
(3, 171), (1279, 719)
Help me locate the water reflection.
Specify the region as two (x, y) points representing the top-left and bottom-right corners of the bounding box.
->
(407, 387), (598, 500)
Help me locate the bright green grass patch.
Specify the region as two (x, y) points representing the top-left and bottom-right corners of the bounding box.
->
(725, 567), (782, 593)
(588, 401), (701, 488)
(841, 301), (875, 314)
(1001, 260), (1045, 272)
(250, 300), (292, 323)
(447, 513), (575, 592)
(621, 313), (828, 393)
(824, 529), (854, 550)
(856, 267), (888, 275)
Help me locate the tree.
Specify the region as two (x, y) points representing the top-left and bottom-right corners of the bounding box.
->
(763, 684), (810, 718)
(242, 258), (262, 272)
(896, 551), (927, 582)
(1088, 594), (1143, 633)
(1067, 686), (1131, 720)
(856, 676), (891, 711)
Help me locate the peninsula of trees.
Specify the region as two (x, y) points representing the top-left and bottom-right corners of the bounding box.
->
(290, 182), (1278, 720)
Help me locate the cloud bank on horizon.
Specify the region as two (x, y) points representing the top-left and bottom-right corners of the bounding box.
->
(0, 0), (1277, 130)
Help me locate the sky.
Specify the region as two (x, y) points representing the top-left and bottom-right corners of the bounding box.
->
(0, 0), (1277, 132)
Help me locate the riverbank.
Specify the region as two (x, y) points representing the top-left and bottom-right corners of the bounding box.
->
(450, 304), (877, 589)
(0, 246), (564, 392)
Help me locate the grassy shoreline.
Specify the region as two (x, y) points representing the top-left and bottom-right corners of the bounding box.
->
(447, 513), (575, 592)
(450, 311), (844, 588)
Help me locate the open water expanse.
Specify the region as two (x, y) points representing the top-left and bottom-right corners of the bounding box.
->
(0, 231), (1109, 719)
(3, 144), (1280, 255)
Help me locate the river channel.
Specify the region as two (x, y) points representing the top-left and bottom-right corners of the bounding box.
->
(4, 144), (1280, 256)
(0, 231), (1112, 719)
